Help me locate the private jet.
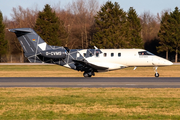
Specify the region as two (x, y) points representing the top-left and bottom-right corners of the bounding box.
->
(9, 28), (173, 77)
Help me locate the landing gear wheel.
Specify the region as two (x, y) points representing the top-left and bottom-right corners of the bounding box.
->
(154, 67), (159, 78)
(155, 73), (159, 77)
(83, 73), (89, 78)
(83, 70), (94, 78)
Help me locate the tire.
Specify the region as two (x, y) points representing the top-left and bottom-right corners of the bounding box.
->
(83, 73), (89, 78)
(155, 73), (159, 77)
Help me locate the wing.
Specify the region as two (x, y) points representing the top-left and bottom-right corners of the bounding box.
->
(73, 59), (108, 72)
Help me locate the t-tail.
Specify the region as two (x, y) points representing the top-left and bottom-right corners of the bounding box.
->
(9, 28), (67, 63)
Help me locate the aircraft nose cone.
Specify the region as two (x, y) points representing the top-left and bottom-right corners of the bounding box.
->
(165, 60), (173, 66)
(153, 57), (173, 66)
(168, 61), (173, 65)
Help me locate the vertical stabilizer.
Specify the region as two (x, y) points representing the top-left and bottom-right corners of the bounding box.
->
(9, 28), (53, 63)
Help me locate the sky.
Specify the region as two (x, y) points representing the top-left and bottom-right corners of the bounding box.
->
(0, 0), (180, 20)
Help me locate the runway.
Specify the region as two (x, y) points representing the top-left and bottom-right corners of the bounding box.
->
(0, 77), (180, 88)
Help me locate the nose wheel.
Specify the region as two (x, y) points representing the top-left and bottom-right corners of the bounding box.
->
(154, 67), (159, 77)
(155, 72), (159, 77)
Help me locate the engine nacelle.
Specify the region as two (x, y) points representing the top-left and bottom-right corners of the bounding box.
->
(41, 49), (67, 59)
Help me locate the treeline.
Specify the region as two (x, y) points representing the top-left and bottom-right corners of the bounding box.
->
(158, 7), (180, 62)
(0, 0), (179, 62)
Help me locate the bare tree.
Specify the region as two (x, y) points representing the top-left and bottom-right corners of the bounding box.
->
(55, 0), (99, 49)
(140, 11), (161, 55)
(5, 5), (39, 62)
(140, 11), (160, 42)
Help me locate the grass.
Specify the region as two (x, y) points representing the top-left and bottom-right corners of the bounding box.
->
(0, 65), (180, 119)
(0, 65), (179, 77)
(0, 88), (180, 119)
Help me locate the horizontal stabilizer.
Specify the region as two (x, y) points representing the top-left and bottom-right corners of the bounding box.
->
(9, 28), (32, 33)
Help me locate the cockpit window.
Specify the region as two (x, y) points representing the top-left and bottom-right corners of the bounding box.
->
(138, 51), (154, 55)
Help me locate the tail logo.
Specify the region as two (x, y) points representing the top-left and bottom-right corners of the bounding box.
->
(32, 39), (36, 41)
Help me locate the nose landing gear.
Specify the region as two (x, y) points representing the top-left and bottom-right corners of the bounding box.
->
(154, 67), (159, 77)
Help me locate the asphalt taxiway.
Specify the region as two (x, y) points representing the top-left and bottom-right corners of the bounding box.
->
(0, 77), (180, 88)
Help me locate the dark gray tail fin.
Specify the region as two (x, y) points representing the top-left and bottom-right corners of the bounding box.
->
(9, 28), (55, 63)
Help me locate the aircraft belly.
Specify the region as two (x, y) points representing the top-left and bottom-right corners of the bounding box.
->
(86, 58), (126, 70)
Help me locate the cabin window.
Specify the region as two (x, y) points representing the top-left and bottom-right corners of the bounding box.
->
(111, 53), (114, 57)
(118, 53), (121, 57)
(104, 53), (107, 57)
(96, 53), (99, 57)
(83, 53), (86, 57)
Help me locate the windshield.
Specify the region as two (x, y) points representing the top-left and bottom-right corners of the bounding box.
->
(138, 51), (154, 55)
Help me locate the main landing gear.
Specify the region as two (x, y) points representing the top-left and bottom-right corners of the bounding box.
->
(154, 67), (159, 77)
(83, 71), (95, 78)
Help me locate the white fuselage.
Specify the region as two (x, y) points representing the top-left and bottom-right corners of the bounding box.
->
(78, 49), (173, 71)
